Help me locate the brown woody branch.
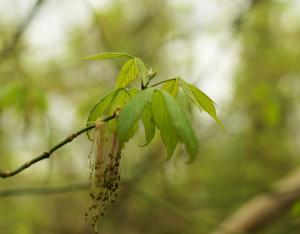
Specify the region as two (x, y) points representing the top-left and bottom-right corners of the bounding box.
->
(0, 125), (95, 178)
(211, 168), (300, 234)
(0, 113), (116, 179)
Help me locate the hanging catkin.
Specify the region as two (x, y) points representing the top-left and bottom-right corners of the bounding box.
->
(85, 119), (122, 233)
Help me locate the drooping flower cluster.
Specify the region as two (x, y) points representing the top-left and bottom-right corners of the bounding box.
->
(85, 120), (122, 233)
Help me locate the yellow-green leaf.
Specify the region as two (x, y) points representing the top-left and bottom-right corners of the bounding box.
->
(116, 59), (138, 88)
(86, 88), (137, 140)
(82, 52), (134, 60)
(135, 58), (148, 88)
(180, 79), (224, 129)
(161, 78), (179, 97)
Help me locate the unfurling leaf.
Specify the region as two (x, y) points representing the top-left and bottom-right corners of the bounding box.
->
(135, 58), (148, 88)
(117, 88), (154, 145)
(82, 52), (134, 60)
(180, 79), (224, 129)
(161, 78), (179, 97)
(116, 59), (138, 88)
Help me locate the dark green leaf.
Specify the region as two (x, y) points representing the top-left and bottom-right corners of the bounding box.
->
(82, 52), (134, 60)
(141, 103), (155, 147)
(161, 90), (198, 161)
(117, 88), (154, 145)
(151, 91), (178, 159)
(116, 59), (138, 88)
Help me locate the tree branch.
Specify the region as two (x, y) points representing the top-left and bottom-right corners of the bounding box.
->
(0, 182), (89, 197)
(210, 168), (300, 234)
(0, 0), (46, 60)
(0, 113), (116, 179)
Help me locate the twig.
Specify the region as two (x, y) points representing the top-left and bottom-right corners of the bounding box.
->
(0, 182), (89, 197)
(0, 113), (116, 179)
(0, 0), (45, 59)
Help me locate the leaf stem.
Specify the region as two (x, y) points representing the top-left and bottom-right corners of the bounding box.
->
(150, 78), (176, 88)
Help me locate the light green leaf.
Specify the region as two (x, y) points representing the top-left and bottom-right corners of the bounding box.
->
(151, 91), (178, 159)
(161, 90), (198, 161)
(180, 79), (224, 129)
(135, 58), (148, 88)
(82, 52), (134, 60)
(117, 88), (154, 145)
(86, 88), (137, 140)
(141, 103), (155, 147)
(116, 59), (138, 88)
(107, 88), (138, 131)
(162, 78), (179, 97)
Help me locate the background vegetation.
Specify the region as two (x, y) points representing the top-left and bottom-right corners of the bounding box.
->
(1, 0), (300, 233)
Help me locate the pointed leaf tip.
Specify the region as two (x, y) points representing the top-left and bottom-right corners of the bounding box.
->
(82, 52), (134, 61)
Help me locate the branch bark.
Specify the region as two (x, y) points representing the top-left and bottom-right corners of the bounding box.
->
(211, 168), (300, 234)
(0, 113), (116, 179)
(0, 125), (95, 178)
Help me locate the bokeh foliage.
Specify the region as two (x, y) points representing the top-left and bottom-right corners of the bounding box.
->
(1, 0), (300, 234)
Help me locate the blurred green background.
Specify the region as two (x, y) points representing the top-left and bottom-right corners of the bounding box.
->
(1, 0), (300, 233)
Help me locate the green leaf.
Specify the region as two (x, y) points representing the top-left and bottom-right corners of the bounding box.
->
(86, 88), (138, 140)
(117, 88), (154, 145)
(135, 58), (148, 88)
(82, 52), (134, 60)
(141, 103), (155, 147)
(161, 78), (179, 97)
(86, 89), (122, 140)
(107, 88), (138, 131)
(151, 91), (178, 159)
(161, 90), (198, 161)
(180, 79), (224, 129)
(116, 59), (138, 88)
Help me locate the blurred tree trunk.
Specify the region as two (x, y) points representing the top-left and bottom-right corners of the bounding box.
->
(211, 168), (300, 234)
(211, 0), (300, 232)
